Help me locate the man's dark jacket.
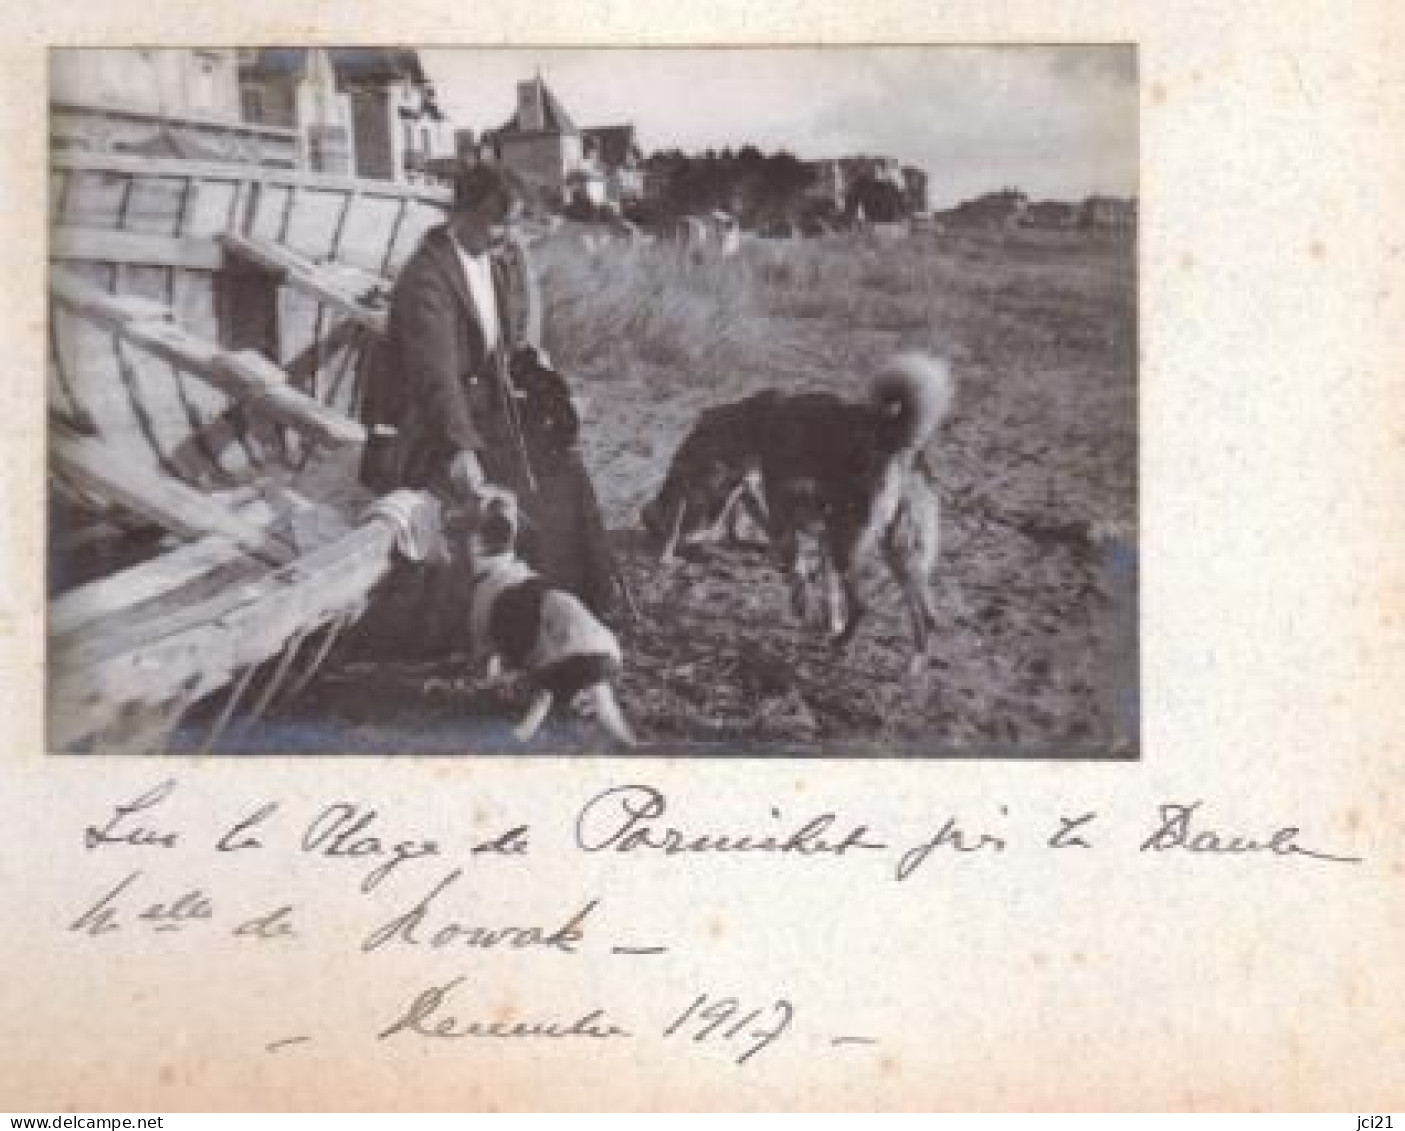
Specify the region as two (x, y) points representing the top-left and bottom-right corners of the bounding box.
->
(360, 224), (534, 493)
(355, 225), (619, 632)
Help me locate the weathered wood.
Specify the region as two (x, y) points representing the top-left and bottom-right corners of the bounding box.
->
(49, 496), (283, 640)
(211, 350), (364, 448)
(51, 151), (450, 209)
(50, 270), (173, 325)
(219, 232), (389, 334)
(51, 429), (293, 565)
(50, 226), (224, 270)
(52, 270), (364, 449)
(51, 532), (248, 639)
(49, 502), (419, 751)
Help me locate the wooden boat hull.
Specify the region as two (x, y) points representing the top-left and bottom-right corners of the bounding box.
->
(47, 151), (539, 752)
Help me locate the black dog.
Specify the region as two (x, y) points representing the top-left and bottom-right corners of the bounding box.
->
(643, 354), (954, 672)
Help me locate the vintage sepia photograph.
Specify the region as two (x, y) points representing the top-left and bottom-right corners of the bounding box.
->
(47, 46), (1138, 756)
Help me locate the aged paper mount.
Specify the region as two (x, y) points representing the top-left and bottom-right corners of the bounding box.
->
(2, 0), (1402, 1113)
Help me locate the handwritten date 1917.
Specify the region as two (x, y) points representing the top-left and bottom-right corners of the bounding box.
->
(379, 978), (794, 1065)
(663, 993), (794, 1065)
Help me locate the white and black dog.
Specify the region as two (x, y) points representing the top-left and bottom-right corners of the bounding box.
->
(466, 488), (636, 746)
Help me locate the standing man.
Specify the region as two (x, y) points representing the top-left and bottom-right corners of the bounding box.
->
(361, 159), (537, 501)
(359, 159), (618, 656)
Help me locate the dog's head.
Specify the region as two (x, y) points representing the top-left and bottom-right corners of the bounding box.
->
(463, 487), (520, 559)
(642, 439), (757, 560)
(641, 393), (778, 559)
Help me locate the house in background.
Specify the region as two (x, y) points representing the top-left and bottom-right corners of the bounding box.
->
(487, 76), (617, 208)
(841, 155), (906, 191)
(238, 48), (453, 184)
(1022, 200), (1082, 229)
(901, 165), (929, 215)
(1081, 195), (1137, 230)
(583, 124), (645, 205)
(50, 48), (298, 166)
(807, 155), (924, 218)
(943, 187), (1030, 229)
(804, 159), (847, 213)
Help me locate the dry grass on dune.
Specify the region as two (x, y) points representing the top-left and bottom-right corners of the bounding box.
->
(536, 236), (819, 381)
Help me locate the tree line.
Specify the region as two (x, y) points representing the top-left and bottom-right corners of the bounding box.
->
(569, 145), (911, 230)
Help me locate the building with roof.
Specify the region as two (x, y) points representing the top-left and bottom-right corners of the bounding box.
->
(50, 48), (299, 166)
(1021, 200), (1082, 229)
(583, 125), (645, 204)
(238, 48), (453, 183)
(942, 188), (1030, 229)
(1080, 194), (1137, 230)
(901, 165), (929, 215)
(841, 155), (906, 191)
(486, 76), (611, 208)
(803, 159), (847, 213)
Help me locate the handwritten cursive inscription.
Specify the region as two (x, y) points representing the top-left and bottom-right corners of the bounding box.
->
(360, 868), (598, 954)
(575, 784), (886, 857)
(302, 802), (441, 892)
(62, 777), (1370, 1074)
(378, 976), (629, 1042)
(1140, 801), (1362, 863)
(84, 781), (179, 851)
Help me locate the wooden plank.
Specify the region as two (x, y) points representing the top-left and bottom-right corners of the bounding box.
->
(173, 176), (195, 237)
(51, 533), (246, 639)
(50, 226), (223, 270)
(49, 496), (282, 639)
(220, 232), (389, 334)
(51, 151), (451, 209)
(211, 350), (365, 448)
(379, 195), (410, 276)
(51, 269), (174, 325)
(49, 502), (415, 750)
(51, 429), (293, 565)
(51, 270), (364, 449)
(329, 190), (357, 260)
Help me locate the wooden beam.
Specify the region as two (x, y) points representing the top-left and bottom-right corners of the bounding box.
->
(49, 496), (282, 640)
(51, 270), (365, 449)
(49, 499), (424, 751)
(49, 270), (173, 325)
(51, 429), (294, 565)
(50, 226), (223, 270)
(211, 350), (365, 449)
(220, 232), (389, 334)
(51, 532), (247, 640)
(51, 150), (451, 209)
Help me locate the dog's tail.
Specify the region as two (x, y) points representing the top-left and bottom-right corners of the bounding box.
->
(872, 352), (956, 453)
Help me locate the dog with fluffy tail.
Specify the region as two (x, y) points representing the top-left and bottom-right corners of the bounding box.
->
(642, 352), (956, 673)
(763, 353), (955, 661)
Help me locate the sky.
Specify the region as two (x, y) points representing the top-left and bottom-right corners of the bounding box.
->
(420, 46), (1138, 208)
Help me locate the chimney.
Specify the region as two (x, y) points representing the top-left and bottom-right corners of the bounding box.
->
(517, 77), (545, 132)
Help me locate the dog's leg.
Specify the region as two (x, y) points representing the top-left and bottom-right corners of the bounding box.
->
(833, 575), (866, 648)
(821, 547), (846, 638)
(829, 527), (872, 649)
(513, 688), (555, 743)
(714, 478), (752, 543)
(586, 683), (637, 747)
(658, 498), (687, 564)
(881, 523), (928, 675)
(730, 470), (772, 545)
(773, 526), (811, 621)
